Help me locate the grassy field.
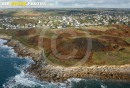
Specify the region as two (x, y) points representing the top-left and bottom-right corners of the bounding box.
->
(88, 48), (130, 65)
(0, 25), (130, 66)
(0, 29), (38, 49)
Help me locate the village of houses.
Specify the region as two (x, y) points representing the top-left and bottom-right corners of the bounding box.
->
(0, 11), (130, 30)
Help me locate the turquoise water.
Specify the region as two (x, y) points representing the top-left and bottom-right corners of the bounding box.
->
(0, 39), (130, 88)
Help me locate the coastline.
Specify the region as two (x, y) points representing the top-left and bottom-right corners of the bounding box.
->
(1, 34), (130, 82)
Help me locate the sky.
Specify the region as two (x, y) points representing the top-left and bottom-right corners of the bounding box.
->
(0, 0), (130, 8)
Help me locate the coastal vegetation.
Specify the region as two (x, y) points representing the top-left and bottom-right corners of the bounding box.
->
(0, 24), (130, 66)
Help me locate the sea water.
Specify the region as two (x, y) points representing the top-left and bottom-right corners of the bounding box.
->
(0, 39), (130, 88)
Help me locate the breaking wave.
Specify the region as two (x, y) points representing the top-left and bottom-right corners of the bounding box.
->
(0, 39), (129, 88)
(3, 69), (87, 88)
(0, 39), (17, 58)
(0, 39), (67, 88)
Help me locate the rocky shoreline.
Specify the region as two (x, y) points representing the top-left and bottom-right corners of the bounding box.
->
(29, 64), (130, 82)
(1, 34), (130, 82)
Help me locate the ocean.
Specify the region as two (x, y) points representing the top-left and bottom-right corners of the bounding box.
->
(0, 39), (130, 88)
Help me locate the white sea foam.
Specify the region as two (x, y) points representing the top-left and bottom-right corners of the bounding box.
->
(3, 71), (68, 88)
(67, 78), (84, 83)
(101, 84), (107, 88)
(2, 57), (43, 88)
(3, 71), (36, 88)
(3, 69), (69, 88)
(0, 39), (87, 88)
(2, 60), (88, 88)
(0, 39), (66, 88)
(0, 39), (7, 44)
(0, 39), (17, 58)
(8, 47), (17, 57)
